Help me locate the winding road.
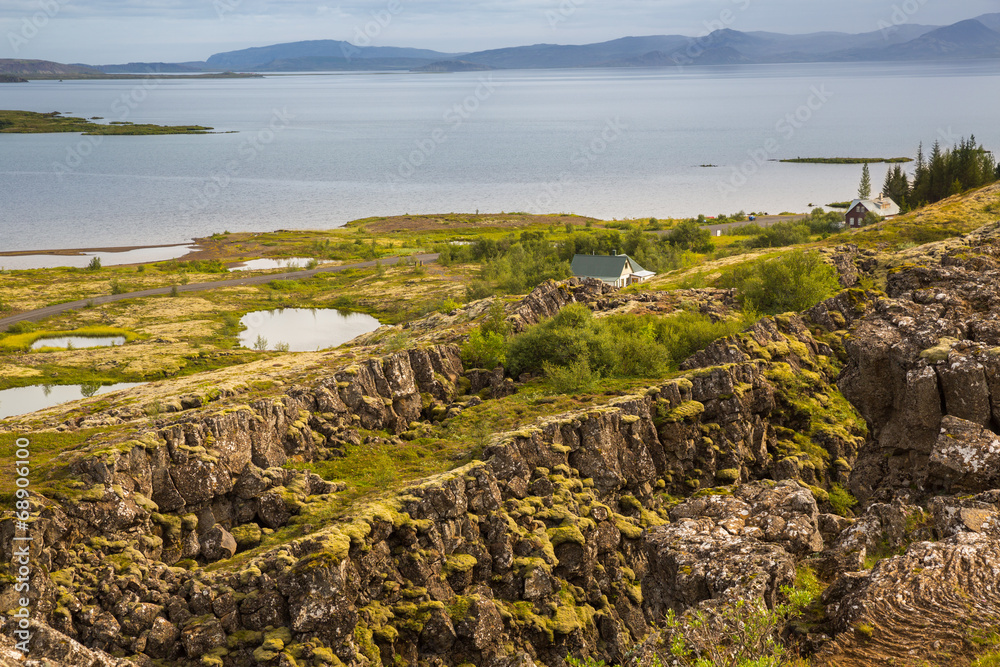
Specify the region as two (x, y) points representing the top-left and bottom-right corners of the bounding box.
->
(0, 254), (440, 330)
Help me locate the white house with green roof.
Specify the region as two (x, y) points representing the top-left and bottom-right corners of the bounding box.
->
(570, 253), (655, 288)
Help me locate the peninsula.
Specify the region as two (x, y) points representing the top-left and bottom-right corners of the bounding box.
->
(0, 110), (219, 135)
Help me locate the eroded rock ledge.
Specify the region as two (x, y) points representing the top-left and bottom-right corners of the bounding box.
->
(0, 280), (875, 667)
(11, 235), (1000, 666)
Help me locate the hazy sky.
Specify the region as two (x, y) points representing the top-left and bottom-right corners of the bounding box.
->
(2, 0), (997, 63)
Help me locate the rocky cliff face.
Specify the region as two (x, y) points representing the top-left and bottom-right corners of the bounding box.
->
(0, 275), (874, 667)
(9, 233), (1000, 667)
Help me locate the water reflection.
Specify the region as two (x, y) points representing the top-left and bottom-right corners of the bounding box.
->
(238, 308), (380, 352)
(0, 383), (144, 420)
(0, 245), (195, 271)
(30, 336), (126, 350)
(229, 258), (319, 272)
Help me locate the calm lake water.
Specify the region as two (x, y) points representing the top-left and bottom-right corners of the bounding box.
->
(1, 61), (999, 252)
(238, 308), (381, 351)
(0, 244), (195, 270)
(29, 335), (126, 350)
(0, 382), (143, 420)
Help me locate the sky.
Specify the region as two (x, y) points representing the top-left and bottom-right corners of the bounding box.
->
(1, 0), (998, 64)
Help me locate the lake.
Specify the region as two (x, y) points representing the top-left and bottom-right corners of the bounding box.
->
(238, 308), (381, 351)
(1, 61), (998, 252)
(0, 382), (144, 420)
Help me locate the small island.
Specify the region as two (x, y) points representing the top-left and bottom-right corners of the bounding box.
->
(0, 110), (221, 135)
(780, 157), (913, 164)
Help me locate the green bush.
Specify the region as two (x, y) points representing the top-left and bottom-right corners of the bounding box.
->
(667, 219), (713, 253)
(461, 329), (507, 370)
(655, 586), (815, 667)
(829, 484), (858, 517)
(721, 250), (840, 315)
(87, 256), (102, 271)
(543, 357), (597, 394)
(6, 321), (34, 334)
(506, 303), (753, 381)
(506, 304), (596, 378)
(743, 222), (811, 249)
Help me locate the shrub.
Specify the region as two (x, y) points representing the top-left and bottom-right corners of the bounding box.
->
(87, 256), (102, 271)
(653, 586), (814, 667)
(543, 357), (597, 394)
(110, 279), (127, 295)
(829, 484), (858, 517)
(6, 321), (34, 334)
(466, 280), (494, 300)
(461, 329), (506, 370)
(666, 220), (713, 253)
(743, 222), (811, 249)
(657, 309), (758, 364)
(506, 304), (596, 377)
(481, 300), (512, 339)
(438, 299), (460, 314)
(721, 250), (840, 315)
(505, 304), (753, 380)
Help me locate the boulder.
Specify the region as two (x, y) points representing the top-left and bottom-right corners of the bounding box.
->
(199, 524), (237, 562)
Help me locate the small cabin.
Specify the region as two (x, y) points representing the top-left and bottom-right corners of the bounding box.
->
(845, 195), (900, 228)
(571, 253), (655, 288)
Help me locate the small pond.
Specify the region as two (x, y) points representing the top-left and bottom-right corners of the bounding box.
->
(0, 383), (145, 420)
(0, 245), (196, 271)
(31, 336), (127, 350)
(229, 257), (318, 272)
(238, 308), (381, 352)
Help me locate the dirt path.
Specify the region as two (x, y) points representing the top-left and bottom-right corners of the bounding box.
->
(0, 253), (440, 330)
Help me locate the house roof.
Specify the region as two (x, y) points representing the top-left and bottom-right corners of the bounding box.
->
(571, 254), (649, 281)
(849, 195), (899, 214)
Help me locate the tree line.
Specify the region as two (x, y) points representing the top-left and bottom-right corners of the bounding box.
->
(878, 135), (998, 210)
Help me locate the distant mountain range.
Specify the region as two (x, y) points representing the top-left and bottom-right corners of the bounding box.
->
(5, 14), (1000, 77)
(0, 59), (100, 76)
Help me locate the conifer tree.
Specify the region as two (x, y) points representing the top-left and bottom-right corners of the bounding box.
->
(858, 162), (872, 200)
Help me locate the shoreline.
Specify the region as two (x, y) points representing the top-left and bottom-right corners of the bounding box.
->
(0, 241), (197, 257)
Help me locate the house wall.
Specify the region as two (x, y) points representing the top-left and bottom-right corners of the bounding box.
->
(615, 263), (632, 288)
(847, 204), (869, 228)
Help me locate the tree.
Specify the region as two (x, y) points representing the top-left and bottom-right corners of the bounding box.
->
(881, 164), (910, 211)
(667, 220), (713, 253)
(858, 162), (872, 200)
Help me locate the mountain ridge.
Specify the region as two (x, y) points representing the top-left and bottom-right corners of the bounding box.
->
(5, 14), (1000, 76)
